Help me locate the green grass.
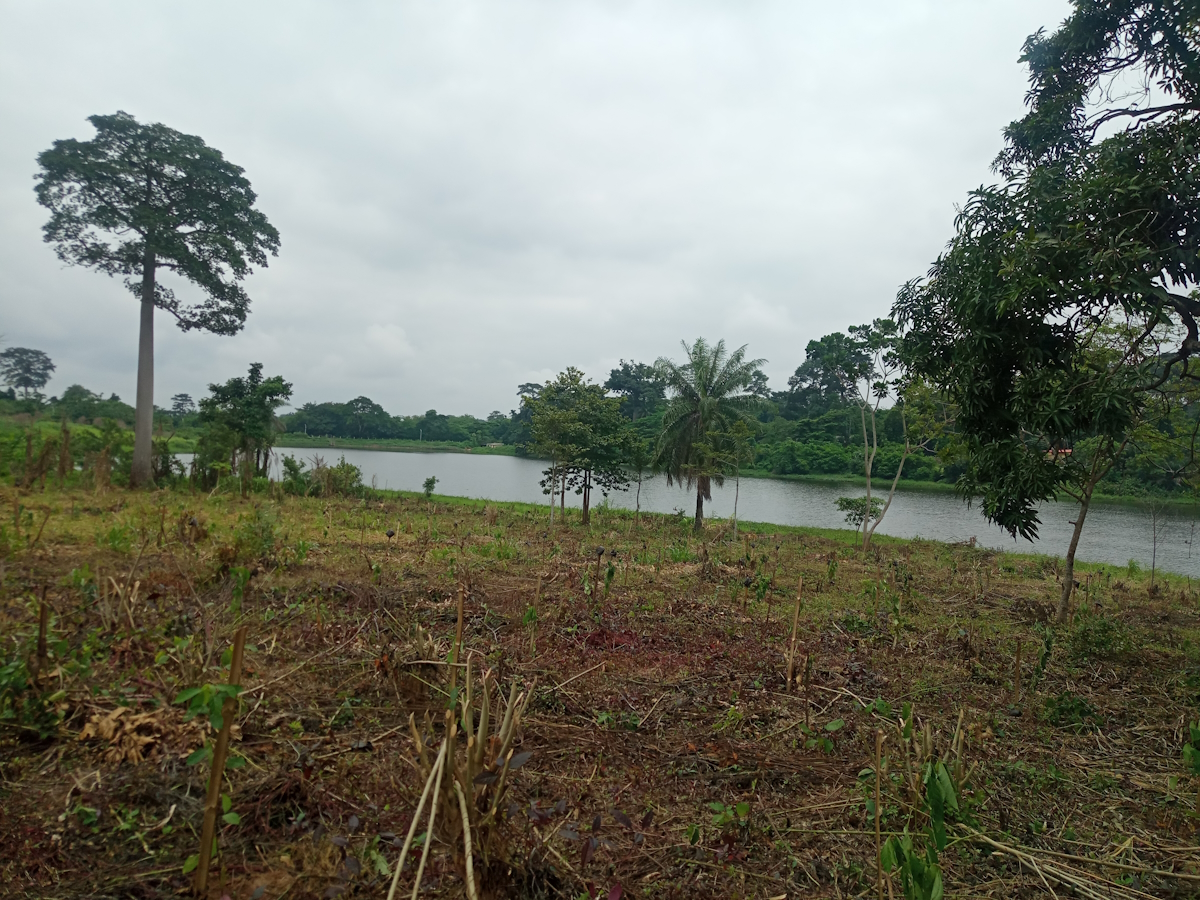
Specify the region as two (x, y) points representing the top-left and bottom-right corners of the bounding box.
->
(273, 434), (517, 455)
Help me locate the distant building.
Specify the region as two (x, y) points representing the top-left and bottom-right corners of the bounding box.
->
(486, 442), (504, 448)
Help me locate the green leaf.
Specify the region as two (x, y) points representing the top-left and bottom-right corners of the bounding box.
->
(225, 754), (246, 769)
(222, 811), (241, 825)
(187, 745), (212, 766)
(221, 794), (232, 813)
(936, 762), (958, 812)
(707, 802), (725, 812)
(174, 687), (202, 704)
(182, 854), (200, 875)
(734, 802), (750, 818)
(825, 719), (844, 732)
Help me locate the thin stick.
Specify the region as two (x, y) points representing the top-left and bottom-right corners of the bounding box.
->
(33, 587), (49, 682)
(554, 662), (604, 691)
(786, 578), (803, 690)
(875, 729), (884, 900)
(451, 584), (465, 694)
(193, 625), (247, 895)
(453, 779), (478, 900)
(1013, 638), (1022, 703)
(386, 739), (447, 900)
(410, 744), (446, 900)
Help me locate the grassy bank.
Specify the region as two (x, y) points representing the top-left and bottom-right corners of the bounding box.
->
(2, 482), (1199, 898)
(274, 434), (517, 456)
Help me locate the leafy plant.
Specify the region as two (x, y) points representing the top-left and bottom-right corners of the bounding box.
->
(881, 829), (944, 900)
(174, 682), (242, 766)
(1067, 609), (1133, 662)
(422, 475), (438, 499)
(1044, 691), (1100, 732)
(708, 800), (750, 830)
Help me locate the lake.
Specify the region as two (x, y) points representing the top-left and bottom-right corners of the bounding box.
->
(250, 447), (1200, 576)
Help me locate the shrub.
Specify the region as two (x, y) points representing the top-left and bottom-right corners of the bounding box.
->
(1067, 610), (1134, 662)
(1044, 691), (1101, 731)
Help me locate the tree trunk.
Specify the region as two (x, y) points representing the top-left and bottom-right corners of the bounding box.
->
(694, 485), (704, 532)
(635, 475), (642, 527)
(1057, 489), (1094, 624)
(733, 464), (740, 542)
(130, 247), (156, 487)
(581, 470), (591, 525)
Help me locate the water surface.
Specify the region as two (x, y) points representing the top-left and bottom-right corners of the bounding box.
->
(258, 448), (1200, 576)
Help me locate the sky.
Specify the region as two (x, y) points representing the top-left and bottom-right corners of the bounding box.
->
(0, 0), (1072, 418)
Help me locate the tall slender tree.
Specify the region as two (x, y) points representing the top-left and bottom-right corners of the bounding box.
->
(654, 338), (764, 531)
(35, 112), (279, 486)
(0, 347), (55, 399)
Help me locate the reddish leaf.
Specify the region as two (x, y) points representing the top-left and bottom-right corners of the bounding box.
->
(591, 814), (602, 833)
(607, 885), (623, 900)
(612, 809), (633, 830)
(641, 809), (654, 828)
(581, 836), (597, 867)
(508, 750), (534, 770)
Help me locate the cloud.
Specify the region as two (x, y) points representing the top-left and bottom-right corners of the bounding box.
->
(0, 0), (1072, 415)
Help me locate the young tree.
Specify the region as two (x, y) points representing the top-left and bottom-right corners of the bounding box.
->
(896, 2), (1200, 620)
(832, 319), (937, 552)
(627, 436), (653, 528)
(654, 338), (764, 532)
(196, 363), (292, 493)
(526, 368), (631, 526)
(0, 347), (55, 399)
(35, 112), (280, 486)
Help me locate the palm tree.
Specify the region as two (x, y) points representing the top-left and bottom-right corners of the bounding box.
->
(654, 338), (765, 531)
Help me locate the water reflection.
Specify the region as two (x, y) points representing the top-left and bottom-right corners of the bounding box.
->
(243, 448), (1200, 576)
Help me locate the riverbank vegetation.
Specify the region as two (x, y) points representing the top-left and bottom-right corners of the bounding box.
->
(3, 478), (1200, 898)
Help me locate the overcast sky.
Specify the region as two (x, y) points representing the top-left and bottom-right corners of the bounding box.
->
(0, 1), (1071, 417)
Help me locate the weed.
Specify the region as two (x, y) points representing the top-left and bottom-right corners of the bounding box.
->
(1044, 691), (1101, 731)
(0, 655), (64, 738)
(712, 706), (743, 734)
(1067, 609), (1133, 661)
(709, 800), (750, 830)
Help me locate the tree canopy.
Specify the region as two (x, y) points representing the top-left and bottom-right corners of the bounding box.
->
(525, 367), (631, 524)
(894, 0), (1200, 619)
(0, 347), (55, 398)
(195, 363), (292, 490)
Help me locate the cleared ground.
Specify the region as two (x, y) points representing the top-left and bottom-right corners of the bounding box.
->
(2, 486), (1199, 898)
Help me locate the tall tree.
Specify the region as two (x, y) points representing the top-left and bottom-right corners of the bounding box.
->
(0, 347), (55, 399)
(35, 111), (279, 486)
(782, 332), (866, 418)
(605, 361), (666, 421)
(170, 393), (195, 419)
(654, 338), (764, 531)
(895, 1), (1200, 619)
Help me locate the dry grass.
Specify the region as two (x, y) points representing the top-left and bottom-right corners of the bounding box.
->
(1, 484), (1199, 898)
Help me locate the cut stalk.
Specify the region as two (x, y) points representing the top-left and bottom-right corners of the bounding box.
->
(193, 625), (247, 895)
(387, 739), (447, 900)
(785, 578), (803, 690)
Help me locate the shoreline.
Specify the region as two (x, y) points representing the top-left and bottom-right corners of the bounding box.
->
(269, 437), (1200, 511)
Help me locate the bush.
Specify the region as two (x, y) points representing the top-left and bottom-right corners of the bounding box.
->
(1044, 691), (1101, 731)
(1067, 609), (1134, 661)
(769, 440), (854, 476)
